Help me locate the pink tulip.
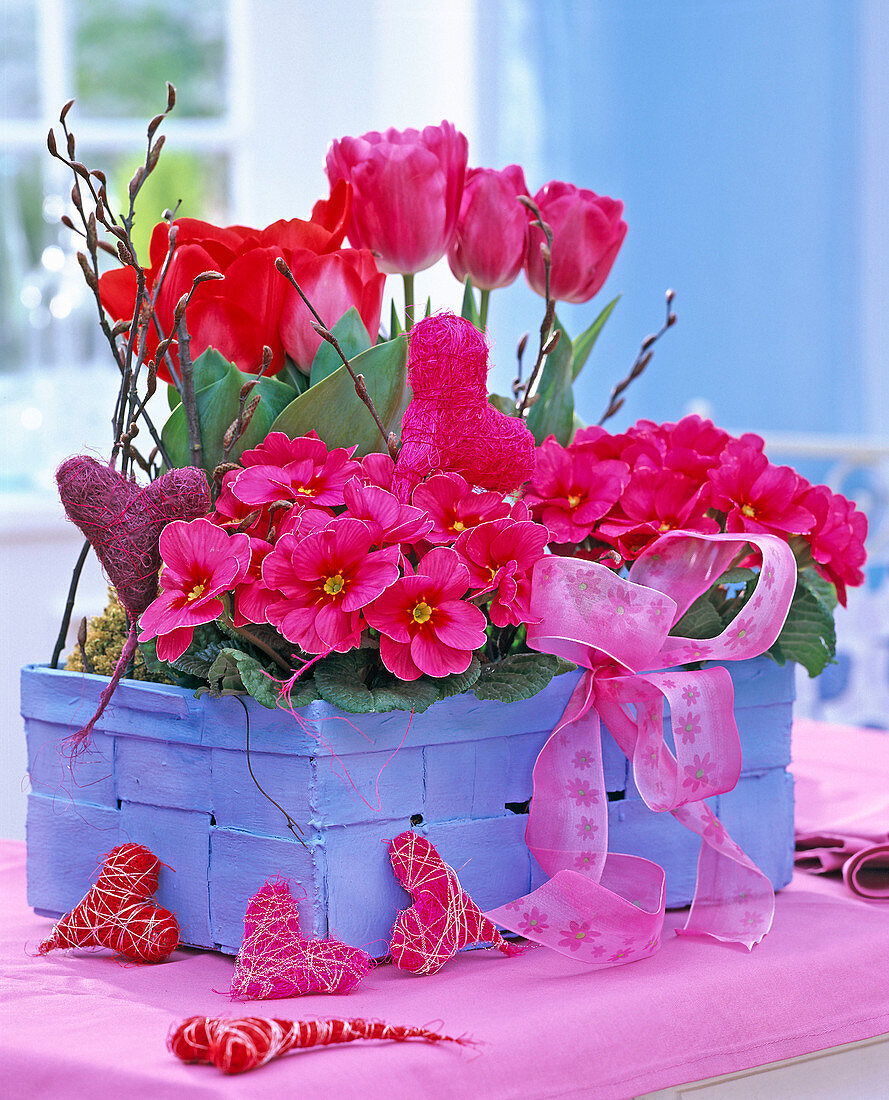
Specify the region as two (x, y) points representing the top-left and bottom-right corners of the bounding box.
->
(279, 247), (386, 371)
(447, 165), (529, 290)
(325, 122), (469, 274)
(525, 181), (628, 304)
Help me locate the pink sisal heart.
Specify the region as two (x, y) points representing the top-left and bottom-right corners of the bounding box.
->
(391, 313), (535, 501)
(388, 831), (524, 975)
(230, 880), (372, 1000)
(56, 455), (210, 618)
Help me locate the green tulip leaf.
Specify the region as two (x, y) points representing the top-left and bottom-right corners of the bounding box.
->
(161, 347), (296, 474)
(460, 277), (481, 328)
(489, 393), (519, 418)
(572, 295), (620, 380)
(525, 314), (576, 446)
(388, 298), (403, 339)
(270, 335), (410, 455)
(309, 307), (372, 386)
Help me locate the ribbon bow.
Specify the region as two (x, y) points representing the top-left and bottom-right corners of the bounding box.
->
(487, 531), (797, 965)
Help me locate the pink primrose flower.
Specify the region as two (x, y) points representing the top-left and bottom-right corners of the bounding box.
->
(360, 452), (396, 491)
(273, 504), (336, 541)
(231, 434), (361, 509)
(411, 473), (511, 544)
(525, 436), (629, 544)
(262, 517), (401, 654)
(364, 546), (487, 679)
(138, 518), (251, 662)
(232, 537), (276, 627)
(707, 445), (816, 537)
(341, 478), (433, 547)
(211, 467), (272, 539)
(595, 467), (720, 559)
(453, 517), (548, 627)
(799, 484), (868, 606)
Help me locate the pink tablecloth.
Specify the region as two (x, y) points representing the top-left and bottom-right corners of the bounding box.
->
(3, 721), (889, 1100)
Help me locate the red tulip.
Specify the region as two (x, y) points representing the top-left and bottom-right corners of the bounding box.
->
(524, 181), (627, 304)
(98, 181), (352, 384)
(279, 247), (386, 371)
(447, 165), (529, 290)
(325, 121), (469, 274)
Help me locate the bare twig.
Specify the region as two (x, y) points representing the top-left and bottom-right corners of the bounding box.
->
(50, 538), (91, 668)
(515, 196), (555, 418)
(275, 257), (399, 460)
(597, 289), (677, 426)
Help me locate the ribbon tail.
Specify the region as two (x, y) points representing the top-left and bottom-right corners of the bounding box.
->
(673, 801), (775, 949)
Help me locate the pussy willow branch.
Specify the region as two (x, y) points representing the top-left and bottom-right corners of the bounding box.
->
(515, 196), (556, 418)
(275, 258), (400, 460)
(47, 94), (176, 474)
(597, 289), (677, 426)
(45, 90), (177, 662)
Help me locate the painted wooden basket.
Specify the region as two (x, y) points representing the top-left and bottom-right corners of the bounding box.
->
(22, 656), (794, 956)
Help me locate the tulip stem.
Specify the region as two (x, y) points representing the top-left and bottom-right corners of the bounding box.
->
(479, 288), (490, 330)
(402, 273), (415, 332)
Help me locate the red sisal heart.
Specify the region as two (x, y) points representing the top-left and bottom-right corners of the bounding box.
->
(388, 830), (524, 974)
(38, 842), (179, 963)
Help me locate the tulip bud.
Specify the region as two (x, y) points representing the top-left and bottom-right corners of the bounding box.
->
(447, 165), (530, 291)
(326, 121), (469, 274)
(525, 181), (627, 304)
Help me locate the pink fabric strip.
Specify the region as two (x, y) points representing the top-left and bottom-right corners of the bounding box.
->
(487, 531), (797, 965)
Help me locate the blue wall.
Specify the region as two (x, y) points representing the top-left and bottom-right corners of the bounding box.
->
(476, 0), (862, 438)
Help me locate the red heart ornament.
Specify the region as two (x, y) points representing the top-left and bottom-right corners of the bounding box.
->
(38, 842), (179, 963)
(391, 313), (535, 501)
(56, 455), (210, 618)
(230, 879), (372, 1000)
(388, 831), (523, 975)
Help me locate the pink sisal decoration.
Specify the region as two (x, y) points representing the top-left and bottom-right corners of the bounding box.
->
(486, 531), (798, 966)
(391, 313), (535, 501)
(170, 1015), (469, 1075)
(388, 831), (523, 975)
(230, 879), (372, 1000)
(38, 842), (179, 963)
(55, 455), (210, 750)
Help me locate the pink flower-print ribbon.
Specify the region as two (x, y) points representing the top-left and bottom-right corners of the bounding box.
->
(487, 531), (797, 965)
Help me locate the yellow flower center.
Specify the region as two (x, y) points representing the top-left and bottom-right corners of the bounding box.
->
(452, 520), (465, 533)
(741, 503), (756, 517)
(412, 601), (433, 624)
(186, 583), (206, 603)
(295, 485), (315, 496)
(568, 494), (581, 508)
(658, 521), (672, 532)
(323, 574), (345, 596)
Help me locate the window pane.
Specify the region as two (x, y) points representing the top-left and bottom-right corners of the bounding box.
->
(0, 0), (39, 119)
(72, 0), (228, 119)
(83, 148), (231, 263)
